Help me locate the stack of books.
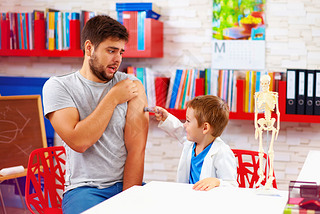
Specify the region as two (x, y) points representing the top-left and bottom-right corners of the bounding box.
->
(0, 9), (95, 51)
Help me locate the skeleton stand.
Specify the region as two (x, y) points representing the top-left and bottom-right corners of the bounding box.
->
(254, 75), (280, 191)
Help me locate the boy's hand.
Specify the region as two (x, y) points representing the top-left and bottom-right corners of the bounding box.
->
(154, 106), (169, 122)
(192, 177), (220, 191)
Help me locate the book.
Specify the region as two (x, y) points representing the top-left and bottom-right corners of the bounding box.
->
(122, 11), (138, 53)
(136, 67), (145, 88)
(210, 69), (219, 96)
(190, 69), (199, 100)
(227, 70), (234, 111)
(126, 66), (135, 76)
(184, 69), (194, 108)
(34, 19), (45, 50)
(69, 12), (80, 50)
(245, 71), (250, 112)
(22, 13), (28, 50)
(286, 69), (297, 114)
(231, 72), (237, 112)
(145, 68), (156, 107)
(137, 11), (146, 51)
(8, 12), (17, 49)
(28, 12), (34, 50)
(47, 11), (55, 50)
(1, 19), (10, 50)
(205, 68), (210, 95)
(255, 71), (261, 93)
(169, 69), (183, 109)
(155, 77), (170, 108)
(165, 71), (176, 109)
(195, 78), (204, 97)
(17, 13), (23, 49)
(180, 69), (190, 109)
(305, 69), (315, 115)
(24, 13), (32, 50)
(314, 70), (320, 115)
(296, 69), (306, 115)
(80, 10), (95, 31)
(175, 69), (187, 109)
(54, 12), (62, 50)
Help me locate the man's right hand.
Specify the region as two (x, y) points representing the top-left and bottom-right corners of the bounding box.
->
(110, 78), (138, 104)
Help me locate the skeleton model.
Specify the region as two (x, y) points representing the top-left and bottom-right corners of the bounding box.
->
(254, 74), (280, 190)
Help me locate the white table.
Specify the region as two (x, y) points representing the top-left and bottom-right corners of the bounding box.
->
(83, 181), (288, 214)
(297, 150), (320, 184)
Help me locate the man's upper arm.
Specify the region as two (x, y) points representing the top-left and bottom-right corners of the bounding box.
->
(124, 80), (149, 152)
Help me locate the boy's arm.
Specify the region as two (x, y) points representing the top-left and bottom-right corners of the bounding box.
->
(215, 148), (238, 187)
(158, 113), (186, 144)
(123, 80), (149, 190)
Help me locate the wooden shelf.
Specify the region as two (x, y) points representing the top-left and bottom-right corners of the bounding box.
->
(164, 80), (320, 123)
(0, 49), (83, 57)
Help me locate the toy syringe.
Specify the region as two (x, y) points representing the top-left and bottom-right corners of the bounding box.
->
(143, 107), (157, 113)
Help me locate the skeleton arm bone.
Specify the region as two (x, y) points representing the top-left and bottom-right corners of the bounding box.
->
(254, 92), (259, 139)
(274, 92), (280, 140)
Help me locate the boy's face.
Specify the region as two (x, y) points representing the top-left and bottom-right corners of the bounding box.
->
(183, 107), (203, 142)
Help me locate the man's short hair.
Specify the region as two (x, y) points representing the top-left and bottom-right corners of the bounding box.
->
(81, 15), (129, 54)
(187, 95), (229, 137)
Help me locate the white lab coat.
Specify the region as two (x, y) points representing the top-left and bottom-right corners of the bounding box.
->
(158, 113), (238, 187)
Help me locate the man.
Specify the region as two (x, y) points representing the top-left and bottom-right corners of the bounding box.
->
(43, 15), (149, 213)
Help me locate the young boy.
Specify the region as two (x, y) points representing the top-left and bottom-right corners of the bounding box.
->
(154, 95), (237, 191)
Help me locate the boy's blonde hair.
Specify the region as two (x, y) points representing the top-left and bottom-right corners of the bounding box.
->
(186, 95), (229, 137)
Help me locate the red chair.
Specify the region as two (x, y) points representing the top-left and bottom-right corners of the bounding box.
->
(25, 146), (66, 214)
(232, 149), (277, 189)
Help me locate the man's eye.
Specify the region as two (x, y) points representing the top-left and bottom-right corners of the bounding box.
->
(108, 50), (114, 53)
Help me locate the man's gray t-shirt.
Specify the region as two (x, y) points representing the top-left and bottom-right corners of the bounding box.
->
(42, 71), (138, 192)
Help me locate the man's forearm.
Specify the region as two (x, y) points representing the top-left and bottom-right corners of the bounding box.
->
(122, 150), (145, 190)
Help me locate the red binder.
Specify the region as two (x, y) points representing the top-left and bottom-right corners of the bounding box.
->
(70, 19), (80, 50)
(143, 18), (163, 57)
(195, 78), (205, 97)
(155, 77), (170, 107)
(123, 18), (163, 58)
(34, 19), (45, 50)
(1, 20), (10, 50)
(123, 11), (138, 56)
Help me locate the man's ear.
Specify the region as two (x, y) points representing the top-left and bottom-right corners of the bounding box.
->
(84, 40), (94, 56)
(202, 122), (211, 134)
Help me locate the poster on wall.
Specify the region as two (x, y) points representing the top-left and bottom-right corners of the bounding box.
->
(211, 0), (266, 70)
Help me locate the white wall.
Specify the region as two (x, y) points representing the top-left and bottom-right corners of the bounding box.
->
(1, 0), (320, 190)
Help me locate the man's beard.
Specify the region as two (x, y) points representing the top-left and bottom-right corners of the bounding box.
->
(89, 53), (116, 82)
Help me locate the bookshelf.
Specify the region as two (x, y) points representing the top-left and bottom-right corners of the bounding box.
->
(0, 49), (83, 57)
(0, 13), (163, 58)
(163, 80), (320, 123)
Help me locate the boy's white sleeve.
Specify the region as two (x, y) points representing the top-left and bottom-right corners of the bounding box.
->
(158, 113), (186, 144)
(215, 147), (238, 187)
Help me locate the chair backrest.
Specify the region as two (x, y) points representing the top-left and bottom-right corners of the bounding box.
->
(25, 146), (66, 214)
(232, 149), (277, 189)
